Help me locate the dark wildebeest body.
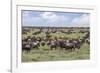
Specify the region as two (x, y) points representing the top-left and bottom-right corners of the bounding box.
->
(58, 39), (80, 51)
(31, 40), (40, 49)
(46, 40), (51, 46)
(49, 40), (59, 50)
(22, 41), (31, 53)
(85, 38), (90, 45)
(80, 32), (90, 45)
(58, 40), (74, 51)
(73, 39), (80, 49)
(65, 42), (75, 51)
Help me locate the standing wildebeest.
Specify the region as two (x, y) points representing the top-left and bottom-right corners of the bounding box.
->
(49, 39), (59, 50)
(85, 38), (90, 45)
(58, 39), (74, 51)
(64, 42), (75, 51)
(22, 40), (32, 53)
(22, 36), (40, 53)
(49, 40), (56, 50)
(46, 40), (51, 46)
(80, 31), (90, 45)
(58, 39), (81, 51)
(72, 39), (81, 49)
(31, 37), (40, 49)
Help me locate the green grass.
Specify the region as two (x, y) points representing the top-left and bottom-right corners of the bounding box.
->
(22, 31), (85, 40)
(22, 43), (90, 62)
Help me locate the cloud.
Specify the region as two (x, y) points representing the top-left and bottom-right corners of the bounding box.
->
(40, 12), (57, 20)
(22, 11), (90, 27)
(71, 14), (90, 27)
(23, 11), (69, 27)
(40, 12), (68, 23)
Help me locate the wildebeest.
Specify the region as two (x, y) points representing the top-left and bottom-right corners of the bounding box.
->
(72, 39), (80, 49)
(22, 40), (31, 53)
(85, 38), (90, 45)
(32, 30), (41, 35)
(64, 42), (75, 51)
(22, 27), (90, 53)
(80, 32), (90, 45)
(22, 31), (27, 34)
(48, 38), (81, 51)
(31, 40), (40, 49)
(59, 38), (81, 50)
(49, 40), (59, 50)
(22, 37), (40, 53)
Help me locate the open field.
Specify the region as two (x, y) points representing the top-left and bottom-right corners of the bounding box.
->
(22, 27), (90, 62)
(22, 43), (90, 62)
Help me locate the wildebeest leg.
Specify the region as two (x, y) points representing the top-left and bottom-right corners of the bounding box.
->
(75, 44), (80, 50)
(71, 47), (74, 51)
(50, 45), (56, 50)
(50, 47), (53, 50)
(27, 50), (29, 53)
(26, 48), (31, 53)
(66, 46), (73, 52)
(72, 46), (75, 51)
(77, 45), (80, 49)
(35, 45), (38, 49)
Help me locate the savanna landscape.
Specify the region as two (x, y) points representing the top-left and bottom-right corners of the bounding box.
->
(22, 10), (90, 62)
(22, 27), (90, 62)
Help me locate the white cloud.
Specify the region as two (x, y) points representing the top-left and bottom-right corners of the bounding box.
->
(40, 12), (68, 23)
(23, 11), (89, 27)
(40, 12), (57, 20)
(71, 14), (90, 27)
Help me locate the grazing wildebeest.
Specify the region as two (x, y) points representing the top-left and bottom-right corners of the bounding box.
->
(31, 40), (40, 49)
(58, 39), (80, 51)
(58, 39), (74, 51)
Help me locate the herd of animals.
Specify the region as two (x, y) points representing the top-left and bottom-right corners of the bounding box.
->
(22, 27), (90, 53)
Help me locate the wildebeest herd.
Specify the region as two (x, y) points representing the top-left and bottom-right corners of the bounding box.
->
(22, 27), (90, 62)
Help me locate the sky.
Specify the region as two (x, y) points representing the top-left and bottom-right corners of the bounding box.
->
(22, 10), (90, 27)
